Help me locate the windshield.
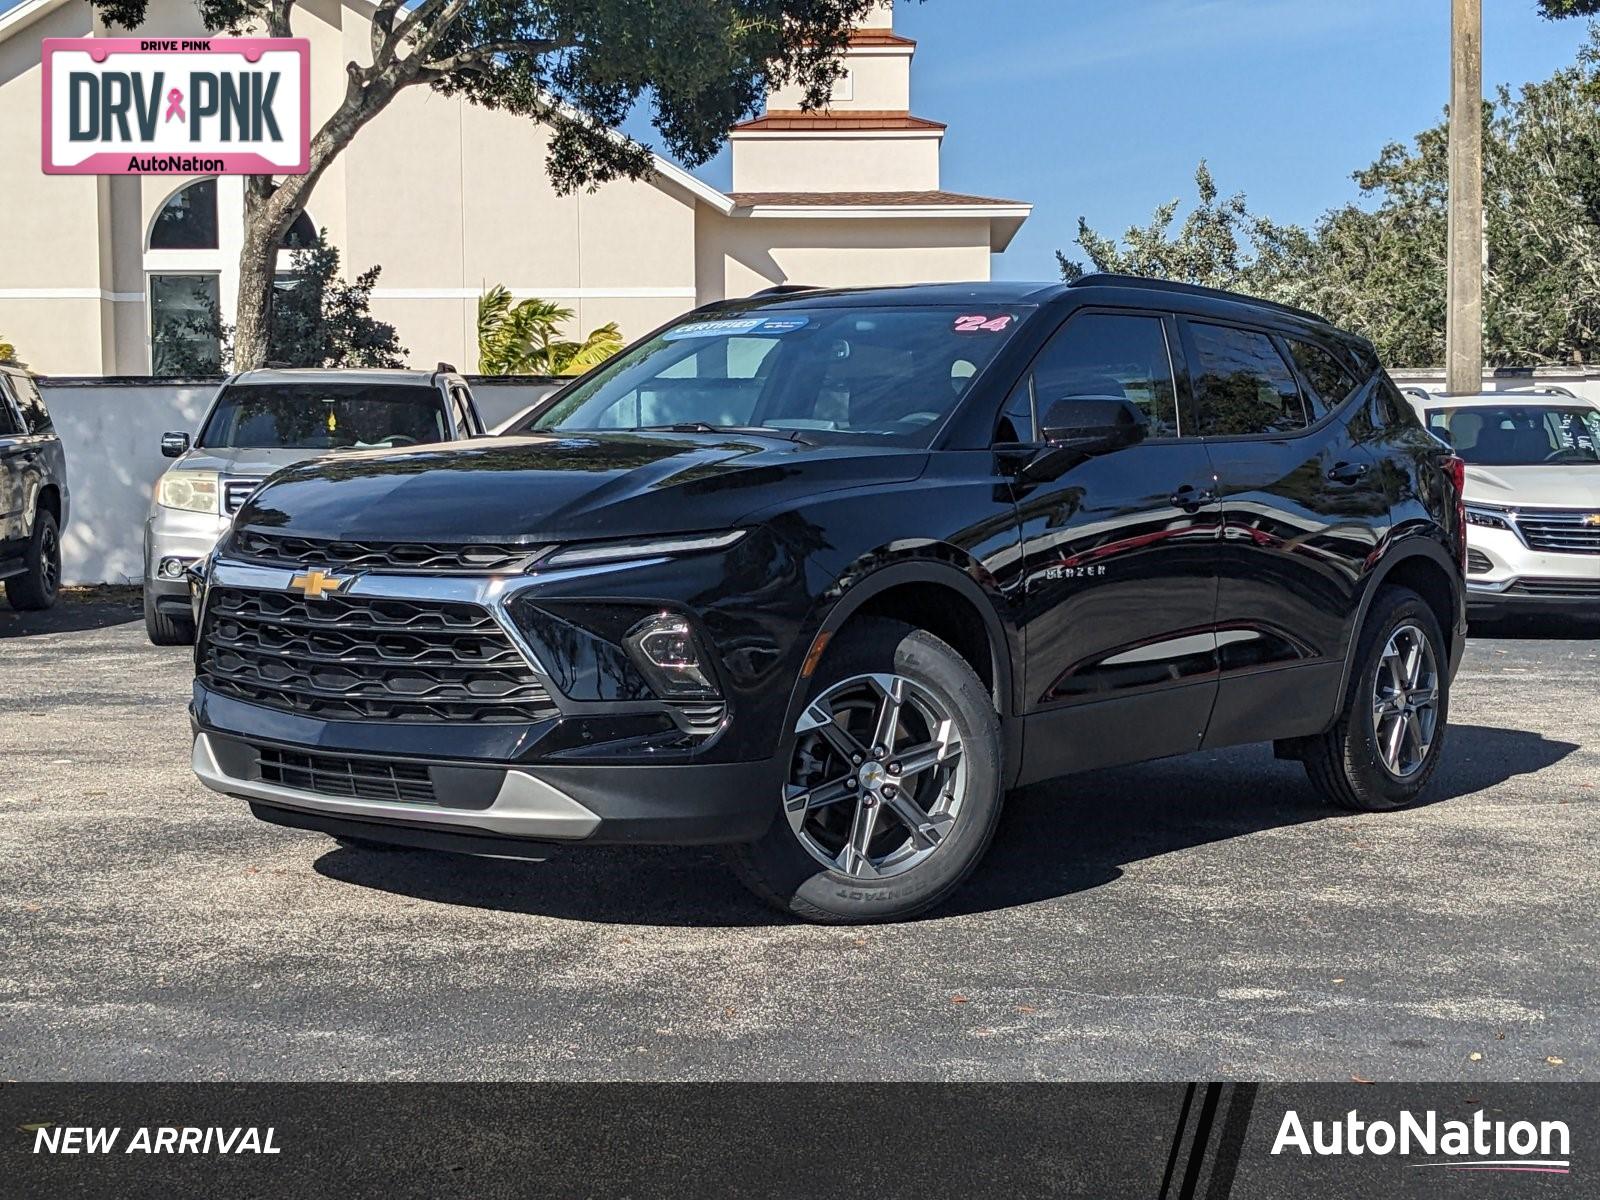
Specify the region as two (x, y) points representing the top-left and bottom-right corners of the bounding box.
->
(200, 384), (449, 450)
(519, 305), (1028, 445)
(1425, 403), (1600, 466)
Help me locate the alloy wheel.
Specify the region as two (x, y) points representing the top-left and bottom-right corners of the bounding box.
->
(40, 524), (60, 598)
(1371, 623), (1439, 778)
(785, 672), (966, 879)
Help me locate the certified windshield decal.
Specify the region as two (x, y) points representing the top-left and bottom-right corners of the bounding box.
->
(663, 315), (811, 341)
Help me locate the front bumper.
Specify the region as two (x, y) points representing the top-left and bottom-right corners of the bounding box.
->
(191, 725), (780, 849)
(1463, 524), (1600, 615)
(145, 507), (231, 610)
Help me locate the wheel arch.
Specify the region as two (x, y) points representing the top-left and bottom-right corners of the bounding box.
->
(779, 558), (1023, 788)
(1334, 536), (1463, 712)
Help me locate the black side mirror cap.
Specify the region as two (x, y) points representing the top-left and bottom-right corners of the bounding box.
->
(161, 432), (191, 458)
(1021, 397), (1148, 482)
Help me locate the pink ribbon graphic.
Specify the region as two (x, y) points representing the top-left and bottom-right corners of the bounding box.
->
(164, 87), (185, 123)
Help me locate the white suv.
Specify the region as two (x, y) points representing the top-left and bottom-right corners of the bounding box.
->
(1401, 387), (1600, 617)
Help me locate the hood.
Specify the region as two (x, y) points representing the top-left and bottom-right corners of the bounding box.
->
(177, 446), (332, 478)
(233, 430), (926, 543)
(1464, 464), (1600, 509)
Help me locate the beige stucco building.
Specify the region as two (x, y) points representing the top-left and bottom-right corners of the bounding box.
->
(0, 0), (1028, 376)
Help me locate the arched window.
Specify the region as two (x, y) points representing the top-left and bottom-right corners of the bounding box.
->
(149, 178), (219, 250)
(282, 211), (317, 250)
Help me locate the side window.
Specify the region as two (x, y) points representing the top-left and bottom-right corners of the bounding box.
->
(1285, 338), (1359, 422)
(0, 380), (19, 437)
(1188, 322), (1306, 436)
(1005, 312), (1180, 441)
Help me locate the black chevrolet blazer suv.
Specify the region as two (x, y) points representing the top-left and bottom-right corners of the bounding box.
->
(189, 276), (1467, 923)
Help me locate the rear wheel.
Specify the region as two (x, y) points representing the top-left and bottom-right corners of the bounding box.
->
(727, 619), (1003, 924)
(1303, 586), (1448, 811)
(5, 509), (60, 611)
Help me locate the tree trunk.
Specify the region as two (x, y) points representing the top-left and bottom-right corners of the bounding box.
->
(233, 179), (281, 370)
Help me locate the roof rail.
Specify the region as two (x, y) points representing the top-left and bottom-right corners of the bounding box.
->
(750, 284), (820, 298)
(1067, 273), (1330, 325)
(1397, 385), (1433, 403)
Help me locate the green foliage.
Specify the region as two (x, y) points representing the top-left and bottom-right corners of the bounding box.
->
(1061, 32), (1600, 367)
(1539, 1), (1600, 17)
(0, 335), (17, 364)
(269, 235), (407, 368)
(477, 287), (623, 375)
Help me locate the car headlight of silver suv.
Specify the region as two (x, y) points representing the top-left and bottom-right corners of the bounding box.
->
(157, 470), (220, 514)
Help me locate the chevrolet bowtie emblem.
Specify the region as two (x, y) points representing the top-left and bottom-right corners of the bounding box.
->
(1585, 513), (1600, 528)
(288, 570), (347, 600)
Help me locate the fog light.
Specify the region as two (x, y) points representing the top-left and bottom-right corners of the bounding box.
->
(158, 556), (189, 580)
(624, 613), (719, 699)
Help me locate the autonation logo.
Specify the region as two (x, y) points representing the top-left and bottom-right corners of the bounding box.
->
(1272, 1108), (1571, 1175)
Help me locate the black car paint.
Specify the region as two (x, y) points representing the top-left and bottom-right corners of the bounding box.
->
(201, 279), (1467, 844)
(0, 367), (68, 584)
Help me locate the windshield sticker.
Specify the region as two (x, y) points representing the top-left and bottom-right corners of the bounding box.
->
(953, 314), (1014, 333)
(663, 315), (812, 341)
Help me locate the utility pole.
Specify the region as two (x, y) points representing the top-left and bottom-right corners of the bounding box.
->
(1446, 0), (1484, 395)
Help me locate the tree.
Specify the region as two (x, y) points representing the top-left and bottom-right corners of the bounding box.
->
(150, 232), (405, 374)
(0, 336), (17, 364)
(270, 235), (407, 368)
(1539, 1), (1600, 15)
(477, 286), (622, 375)
(89, 0), (877, 371)
(1062, 30), (1600, 367)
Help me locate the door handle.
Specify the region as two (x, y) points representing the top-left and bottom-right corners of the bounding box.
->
(1326, 460), (1369, 484)
(1169, 483), (1216, 513)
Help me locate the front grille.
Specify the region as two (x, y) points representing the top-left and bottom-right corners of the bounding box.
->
(198, 587), (560, 723)
(257, 745), (435, 803)
(1466, 548), (1493, 575)
(1516, 509), (1600, 555)
(223, 479), (261, 514)
(1506, 577), (1600, 597)
(230, 529), (546, 574)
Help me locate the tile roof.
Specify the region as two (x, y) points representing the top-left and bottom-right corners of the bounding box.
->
(730, 110), (947, 133)
(730, 190), (1030, 209)
(845, 29), (917, 47)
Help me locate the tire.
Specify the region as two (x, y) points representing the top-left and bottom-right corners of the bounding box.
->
(5, 509), (60, 611)
(726, 618), (1004, 924)
(1303, 586), (1449, 812)
(144, 590), (196, 646)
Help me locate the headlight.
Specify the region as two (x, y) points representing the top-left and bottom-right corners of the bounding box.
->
(157, 470), (220, 514)
(541, 530), (746, 569)
(1464, 504), (1512, 530)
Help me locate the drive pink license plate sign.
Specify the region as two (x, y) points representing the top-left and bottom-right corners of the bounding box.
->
(42, 37), (309, 175)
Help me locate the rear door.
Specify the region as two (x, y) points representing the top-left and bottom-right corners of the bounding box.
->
(0, 375), (25, 551)
(1003, 308), (1223, 782)
(1179, 318), (1389, 749)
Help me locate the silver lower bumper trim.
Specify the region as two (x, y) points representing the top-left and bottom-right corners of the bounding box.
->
(191, 733), (600, 840)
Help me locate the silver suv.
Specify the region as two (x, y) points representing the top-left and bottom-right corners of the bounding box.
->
(145, 366), (485, 644)
(1402, 387), (1600, 618)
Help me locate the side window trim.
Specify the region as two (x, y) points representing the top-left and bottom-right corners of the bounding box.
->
(992, 305), (1190, 446)
(0, 377), (22, 439)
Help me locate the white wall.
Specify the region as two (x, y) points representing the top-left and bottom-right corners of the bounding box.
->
(38, 377), (561, 585)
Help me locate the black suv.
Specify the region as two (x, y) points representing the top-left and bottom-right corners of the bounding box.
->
(0, 364), (68, 611)
(189, 278), (1466, 923)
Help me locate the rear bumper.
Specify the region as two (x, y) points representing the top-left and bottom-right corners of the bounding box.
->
(191, 724), (782, 849)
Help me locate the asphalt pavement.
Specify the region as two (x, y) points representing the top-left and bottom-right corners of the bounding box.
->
(2, 594), (1597, 1081)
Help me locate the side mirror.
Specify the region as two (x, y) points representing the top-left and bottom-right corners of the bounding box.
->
(1038, 397), (1148, 454)
(161, 431), (191, 458)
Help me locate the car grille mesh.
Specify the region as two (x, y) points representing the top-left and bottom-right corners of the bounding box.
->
(198, 587), (559, 723)
(1506, 577), (1600, 597)
(257, 745), (436, 803)
(230, 529), (546, 574)
(223, 479), (260, 514)
(1515, 510), (1600, 555)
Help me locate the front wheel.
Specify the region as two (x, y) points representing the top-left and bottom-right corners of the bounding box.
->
(5, 509), (60, 611)
(1303, 586), (1449, 811)
(726, 619), (1004, 924)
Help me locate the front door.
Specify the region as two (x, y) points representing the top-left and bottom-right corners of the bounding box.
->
(998, 309), (1222, 785)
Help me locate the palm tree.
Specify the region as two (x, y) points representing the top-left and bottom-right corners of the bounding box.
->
(477, 287), (624, 376)
(0, 335), (17, 364)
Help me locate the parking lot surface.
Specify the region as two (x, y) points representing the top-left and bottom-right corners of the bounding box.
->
(2, 595), (1597, 1081)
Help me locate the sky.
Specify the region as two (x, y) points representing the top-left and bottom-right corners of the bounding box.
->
(632, 0), (1597, 281)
